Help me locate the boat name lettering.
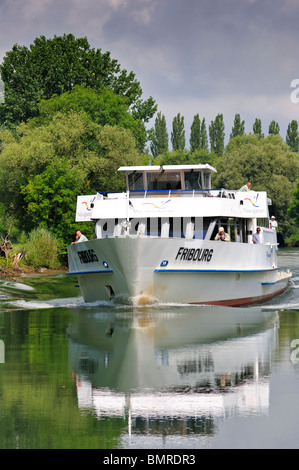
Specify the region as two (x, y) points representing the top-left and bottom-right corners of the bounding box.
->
(77, 249), (99, 264)
(175, 247), (213, 262)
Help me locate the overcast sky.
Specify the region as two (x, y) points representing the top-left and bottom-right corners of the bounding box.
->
(0, 0), (299, 148)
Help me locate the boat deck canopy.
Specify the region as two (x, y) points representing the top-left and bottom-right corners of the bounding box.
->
(118, 164), (217, 192)
(118, 164), (217, 173)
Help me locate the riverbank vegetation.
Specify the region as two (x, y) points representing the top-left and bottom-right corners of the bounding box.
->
(0, 33), (298, 271)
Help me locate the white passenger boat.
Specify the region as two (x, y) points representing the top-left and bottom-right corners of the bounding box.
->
(67, 164), (291, 306)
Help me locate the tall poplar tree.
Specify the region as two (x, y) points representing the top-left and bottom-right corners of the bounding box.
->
(209, 114), (225, 156)
(171, 113), (185, 151)
(286, 120), (299, 152)
(200, 118), (209, 150)
(269, 120), (280, 135)
(190, 114), (209, 153)
(230, 113), (245, 138)
(253, 118), (264, 138)
(190, 114), (201, 152)
(150, 111), (169, 158)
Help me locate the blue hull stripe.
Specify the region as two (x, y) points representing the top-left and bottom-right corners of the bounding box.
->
(154, 268), (278, 273)
(66, 269), (114, 275)
(261, 276), (291, 285)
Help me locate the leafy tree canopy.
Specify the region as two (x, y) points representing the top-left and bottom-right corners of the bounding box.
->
(287, 181), (299, 245)
(34, 85), (147, 151)
(286, 120), (299, 152)
(209, 114), (225, 156)
(288, 181), (299, 226)
(190, 114), (201, 153)
(171, 113), (185, 151)
(0, 33), (157, 136)
(216, 133), (299, 238)
(230, 113), (245, 139)
(253, 118), (264, 138)
(149, 111), (169, 159)
(268, 120), (280, 135)
(155, 147), (215, 167)
(0, 111), (142, 245)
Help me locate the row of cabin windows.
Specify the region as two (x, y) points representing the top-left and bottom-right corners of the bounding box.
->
(128, 171), (211, 191)
(95, 217), (252, 242)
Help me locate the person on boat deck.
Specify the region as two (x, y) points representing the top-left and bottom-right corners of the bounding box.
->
(215, 227), (230, 242)
(270, 216), (278, 229)
(238, 182), (251, 191)
(72, 230), (88, 244)
(252, 227), (262, 244)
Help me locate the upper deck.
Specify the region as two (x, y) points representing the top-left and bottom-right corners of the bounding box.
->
(75, 165), (270, 222)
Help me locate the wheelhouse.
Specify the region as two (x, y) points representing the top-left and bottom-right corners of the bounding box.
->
(119, 164), (215, 193)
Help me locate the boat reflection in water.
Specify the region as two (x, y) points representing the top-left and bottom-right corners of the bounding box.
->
(67, 305), (279, 442)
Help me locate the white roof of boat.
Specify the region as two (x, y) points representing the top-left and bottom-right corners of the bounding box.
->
(118, 164), (217, 173)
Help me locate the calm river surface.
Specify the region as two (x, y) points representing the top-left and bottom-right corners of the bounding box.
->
(0, 248), (298, 450)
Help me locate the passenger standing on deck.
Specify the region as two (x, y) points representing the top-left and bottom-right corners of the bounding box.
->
(215, 227), (230, 242)
(238, 182), (251, 191)
(252, 227), (262, 244)
(270, 216), (278, 229)
(72, 230), (88, 244)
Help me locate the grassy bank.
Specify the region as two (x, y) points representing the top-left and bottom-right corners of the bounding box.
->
(0, 227), (66, 278)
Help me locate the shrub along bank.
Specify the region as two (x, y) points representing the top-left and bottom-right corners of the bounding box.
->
(0, 227), (63, 275)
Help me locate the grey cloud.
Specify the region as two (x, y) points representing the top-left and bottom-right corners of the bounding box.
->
(0, 0), (298, 140)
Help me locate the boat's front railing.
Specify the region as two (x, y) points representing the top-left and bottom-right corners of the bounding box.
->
(262, 227), (278, 245)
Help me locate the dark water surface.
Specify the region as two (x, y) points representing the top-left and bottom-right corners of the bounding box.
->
(0, 248), (298, 450)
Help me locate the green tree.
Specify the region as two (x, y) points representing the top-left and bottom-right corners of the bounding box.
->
(156, 147), (213, 167)
(0, 111), (142, 247)
(253, 118), (264, 138)
(216, 134), (299, 241)
(287, 182), (299, 245)
(190, 115), (209, 153)
(21, 159), (87, 244)
(230, 113), (245, 139)
(156, 149), (193, 165)
(0, 33), (156, 136)
(36, 85), (147, 151)
(171, 113), (185, 151)
(288, 182), (299, 225)
(150, 111), (169, 159)
(268, 120), (280, 135)
(209, 114), (225, 156)
(200, 118), (209, 150)
(286, 120), (299, 152)
(190, 114), (201, 152)
(93, 124), (142, 191)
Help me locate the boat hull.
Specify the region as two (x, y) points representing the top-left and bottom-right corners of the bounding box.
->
(67, 237), (291, 306)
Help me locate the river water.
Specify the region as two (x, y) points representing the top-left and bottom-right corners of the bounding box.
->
(0, 248), (298, 451)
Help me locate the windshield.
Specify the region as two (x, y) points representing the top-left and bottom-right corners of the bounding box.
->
(184, 171), (202, 189)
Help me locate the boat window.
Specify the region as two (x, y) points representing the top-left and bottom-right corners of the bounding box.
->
(257, 218), (269, 228)
(147, 171), (181, 190)
(202, 217), (217, 240)
(203, 172), (210, 189)
(168, 218), (182, 238)
(230, 218), (246, 243)
(95, 219), (115, 238)
(128, 172), (144, 190)
(184, 171), (202, 190)
(208, 218), (230, 240)
(146, 217), (161, 237)
(167, 217), (211, 239)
